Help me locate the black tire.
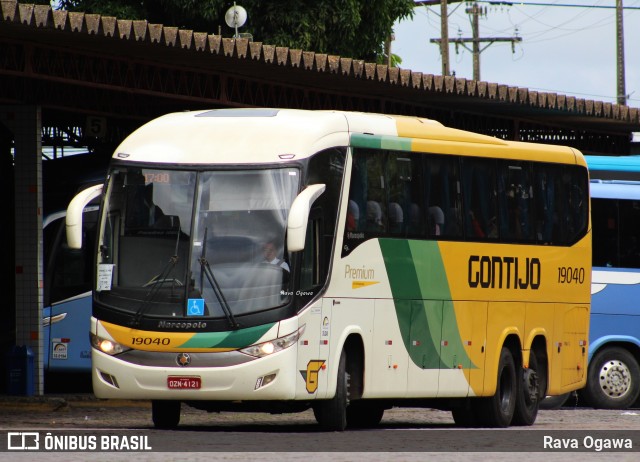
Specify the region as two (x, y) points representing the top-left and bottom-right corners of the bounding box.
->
(346, 401), (385, 428)
(152, 400), (181, 429)
(512, 350), (540, 426)
(451, 400), (479, 427)
(582, 347), (640, 409)
(540, 393), (571, 410)
(474, 347), (517, 427)
(313, 349), (349, 431)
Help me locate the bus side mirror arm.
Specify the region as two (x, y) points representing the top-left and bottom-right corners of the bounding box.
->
(66, 184), (103, 249)
(287, 184), (326, 252)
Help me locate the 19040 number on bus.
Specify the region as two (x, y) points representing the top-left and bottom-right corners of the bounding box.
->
(557, 266), (585, 284)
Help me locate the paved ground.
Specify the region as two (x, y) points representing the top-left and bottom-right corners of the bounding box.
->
(1, 394), (639, 461)
(1, 393), (640, 430)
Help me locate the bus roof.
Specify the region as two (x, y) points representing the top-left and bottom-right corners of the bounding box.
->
(586, 155), (640, 173)
(113, 108), (583, 165)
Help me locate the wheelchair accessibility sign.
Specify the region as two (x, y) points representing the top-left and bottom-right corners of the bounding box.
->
(187, 299), (205, 316)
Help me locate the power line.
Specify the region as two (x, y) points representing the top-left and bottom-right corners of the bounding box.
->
(486, 1), (640, 9)
(415, 0), (640, 8)
(429, 2), (521, 79)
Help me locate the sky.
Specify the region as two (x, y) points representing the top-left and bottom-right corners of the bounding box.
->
(392, 1), (640, 106)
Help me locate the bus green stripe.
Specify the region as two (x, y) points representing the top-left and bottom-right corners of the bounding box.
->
(379, 239), (475, 370)
(178, 323), (276, 349)
(350, 134), (412, 151)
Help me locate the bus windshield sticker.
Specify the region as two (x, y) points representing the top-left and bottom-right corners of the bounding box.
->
(96, 264), (115, 292)
(187, 299), (205, 316)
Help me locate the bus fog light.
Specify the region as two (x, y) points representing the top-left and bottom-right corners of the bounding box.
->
(255, 373), (277, 390)
(99, 371), (120, 388)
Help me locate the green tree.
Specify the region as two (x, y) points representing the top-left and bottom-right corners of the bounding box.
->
(57, 0), (414, 63)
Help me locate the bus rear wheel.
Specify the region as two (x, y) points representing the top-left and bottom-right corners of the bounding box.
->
(582, 347), (640, 409)
(313, 349), (349, 431)
(512, 350), (540, 426)
(474, 347), (517, 427)
(152, 400), (181, 429)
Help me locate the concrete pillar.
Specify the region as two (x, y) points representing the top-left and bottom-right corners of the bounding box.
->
(3, 106), (43, 395)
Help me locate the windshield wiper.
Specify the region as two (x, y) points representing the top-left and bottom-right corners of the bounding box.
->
(199, 227), (239, 329)
(130, 225), (183, 327)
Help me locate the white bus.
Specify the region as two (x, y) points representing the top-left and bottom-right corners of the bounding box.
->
(67, 109), (591, 430)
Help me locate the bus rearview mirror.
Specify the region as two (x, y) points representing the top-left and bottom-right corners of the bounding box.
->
(287, 184), (325, 252)
(66, 184), (103, 249)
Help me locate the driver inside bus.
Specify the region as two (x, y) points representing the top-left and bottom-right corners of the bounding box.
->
(262, 238), (290, 272)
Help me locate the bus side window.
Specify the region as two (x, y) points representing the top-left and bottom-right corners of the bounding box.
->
(462, 158), (497, 241)
(499, 161), (534, 242)
(306, 147), (345, 276)
(426, 155), (462, 239)
(534, 167), (556, 244)
(617, 199), (640, 269)
(591, 198), (617, 267)
(300, 213), (321, 293)
(560, 166), (589, 245)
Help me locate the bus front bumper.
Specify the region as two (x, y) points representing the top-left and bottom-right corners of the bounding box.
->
(91, 346), (299, 401)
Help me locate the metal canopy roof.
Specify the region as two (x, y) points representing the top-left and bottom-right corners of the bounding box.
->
(1, 0), (639, 155)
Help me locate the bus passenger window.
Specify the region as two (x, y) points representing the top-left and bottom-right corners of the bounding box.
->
(346, 200), (359, 231)
(425, 155), (461, 239)
(388, 202), (404, 234)
(366, 201), (384, 232)
(499, 162), (534, 242)
(428, 206), (444, 236)
(462, 158), (497, 241)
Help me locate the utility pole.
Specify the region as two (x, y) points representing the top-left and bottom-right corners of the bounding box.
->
(416, 0), (466, 76)
(616, 0), (626, 105)
(441, 0), (450, 76)
(470, 2), (481, 81)
(430, 2), (521, 81)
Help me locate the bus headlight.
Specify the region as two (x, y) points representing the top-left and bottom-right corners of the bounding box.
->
(240, 325), (305, 358)
(90, 333), (130, 355)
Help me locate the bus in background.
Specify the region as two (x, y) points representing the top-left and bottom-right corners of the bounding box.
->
(67, 109), (590, 429)
(576, 155), (640, 409)
(42, 155), (106, 377)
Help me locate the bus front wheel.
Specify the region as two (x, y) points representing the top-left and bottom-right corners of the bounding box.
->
(152, 400), (181, 429)
(582, 347), (640, 409)
(474, 347), (517, 427)
(313, 349), (349, 431)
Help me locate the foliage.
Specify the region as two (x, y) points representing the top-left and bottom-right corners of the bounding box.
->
(56, 0), (414, 63)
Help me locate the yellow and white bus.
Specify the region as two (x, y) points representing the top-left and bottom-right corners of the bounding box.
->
(67, 109), (591, 430)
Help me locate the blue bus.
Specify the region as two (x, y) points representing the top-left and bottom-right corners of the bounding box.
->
(42, 155), (106, 376)
(574, 155), (640, 409)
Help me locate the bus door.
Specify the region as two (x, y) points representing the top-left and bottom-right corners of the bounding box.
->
(323, 297), (376, 399)
(43, 206), (98, 372)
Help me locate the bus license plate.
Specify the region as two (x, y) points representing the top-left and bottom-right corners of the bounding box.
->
(167, 376), (201, 389)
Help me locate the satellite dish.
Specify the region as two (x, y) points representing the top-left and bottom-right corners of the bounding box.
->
(225, 3), (247, 38)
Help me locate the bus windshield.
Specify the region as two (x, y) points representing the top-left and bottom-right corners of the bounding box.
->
(96, 166), (300, 322)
